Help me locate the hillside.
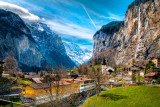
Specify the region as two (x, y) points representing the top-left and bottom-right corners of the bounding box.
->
(0, 9), (75, 71)
(27, 22), (75, 69)
(0, 9), (45, 72)
(82, 85), (160, 107)
(93, 0), (160, 66)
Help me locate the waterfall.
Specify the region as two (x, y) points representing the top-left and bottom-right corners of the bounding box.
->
(135, 7), (141, 59)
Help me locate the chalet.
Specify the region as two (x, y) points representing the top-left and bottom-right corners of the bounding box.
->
(0, 61), (5, 77)
(127, 65), (144, 77)
(152, 58), (160, 67)
(144, 72), (159, 83)
(21, 77), (95, 105)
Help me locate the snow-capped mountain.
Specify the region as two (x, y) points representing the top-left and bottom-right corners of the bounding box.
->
(63, 42), (92, 65)
(27, 22), (75, 69)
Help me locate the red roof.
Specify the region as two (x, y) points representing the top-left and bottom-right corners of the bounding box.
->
(74, 77), (93, 82)
(144, 72), (158, 77)
(61, 78), (74, 82)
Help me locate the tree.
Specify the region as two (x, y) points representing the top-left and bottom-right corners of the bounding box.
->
(40, 71), (44, 77)
(82, 65), (89, 75)
(89, 66), (104, 96)
(102, 57), (106, 65)
(3, 55), (18, 75)
(45, 65), (65, 103)
(94, 58), (98, 65)
(132, 70), (136, 83)
(144, 60), (155, 74)
(77, 64), (83, 75)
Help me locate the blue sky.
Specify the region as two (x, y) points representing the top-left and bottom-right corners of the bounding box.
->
(0, 0), (134, 49)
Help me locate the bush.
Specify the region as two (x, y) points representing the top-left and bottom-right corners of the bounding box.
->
(156, 78), (160, 84)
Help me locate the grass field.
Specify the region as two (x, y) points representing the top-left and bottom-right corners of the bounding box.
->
(17, 78), (33, 85)
(82, 85), (160, 107)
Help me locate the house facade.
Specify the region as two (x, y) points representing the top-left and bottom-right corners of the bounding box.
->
(102, 65), (114, 74)
(152, 58), (160, 67)
(21, 77), (95, 105)
(127, 65), (144, 77)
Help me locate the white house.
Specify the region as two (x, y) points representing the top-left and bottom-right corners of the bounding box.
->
(102, 65), (114, 74)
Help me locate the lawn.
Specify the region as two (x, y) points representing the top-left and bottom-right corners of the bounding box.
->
(4, 78), (33, 89)
(82, 85), (160, 107)
(17, 78), (33, 85)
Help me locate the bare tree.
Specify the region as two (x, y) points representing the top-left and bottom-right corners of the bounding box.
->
(89, 66), (104, 96)
(3, 55), (18, 75)
(44, 65), (66, 106)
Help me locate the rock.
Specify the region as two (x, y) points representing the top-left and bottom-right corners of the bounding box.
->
(93, 0), (160, 66)
(26, 22), (75, 69)
(0, 9), (45, 72)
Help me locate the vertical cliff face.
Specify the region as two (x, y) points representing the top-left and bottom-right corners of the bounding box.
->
(93, 0), (160, 66)
(93, 21), (124, 56)
(0, 9), (45, 71)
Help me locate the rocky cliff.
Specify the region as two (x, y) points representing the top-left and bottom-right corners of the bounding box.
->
(0, 9), (75, 71)
(93, 0), (160, 66)
(27, 22), (75, 69)
(0, 9), (45, 72)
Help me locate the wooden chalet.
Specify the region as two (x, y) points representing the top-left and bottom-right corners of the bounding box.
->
(144, 72), (159, 82)
(126, 65), (144, 77)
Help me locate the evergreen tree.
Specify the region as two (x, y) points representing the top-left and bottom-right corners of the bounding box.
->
(144, 60), (155, 74)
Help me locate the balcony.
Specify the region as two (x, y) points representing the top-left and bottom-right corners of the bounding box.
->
(80, 83), (96, 92)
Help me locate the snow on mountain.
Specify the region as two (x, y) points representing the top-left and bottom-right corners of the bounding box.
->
(63, 42), (92, 65)
(27, 22), (75, 69)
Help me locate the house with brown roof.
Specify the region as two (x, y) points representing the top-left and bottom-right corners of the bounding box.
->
(144, 72), (159, 83)
(127, 65), (144, 77)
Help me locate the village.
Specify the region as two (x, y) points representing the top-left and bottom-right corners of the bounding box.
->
(0, 57), (160, 106)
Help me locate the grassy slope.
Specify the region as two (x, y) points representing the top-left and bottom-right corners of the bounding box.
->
(4, 78), (33, 89)
(82, 85), (160, 107)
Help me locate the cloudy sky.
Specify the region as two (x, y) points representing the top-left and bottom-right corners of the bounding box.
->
(0, 0), (133, 49)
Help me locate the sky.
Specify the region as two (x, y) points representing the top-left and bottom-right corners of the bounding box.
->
(0, 0), (134, 49)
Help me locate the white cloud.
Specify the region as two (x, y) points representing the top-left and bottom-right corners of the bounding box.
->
(45, 19), (95, 40)
(0, 1), (41, 21)
(100, 12), (124, 21)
